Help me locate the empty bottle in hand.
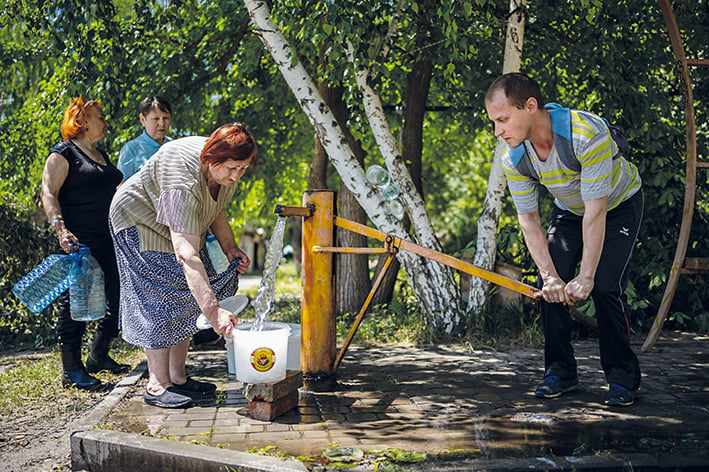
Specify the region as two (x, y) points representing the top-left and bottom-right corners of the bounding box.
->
(206, 234), (230, 274)
(13, 254), (78, 313)
(69, 246), (106, 321)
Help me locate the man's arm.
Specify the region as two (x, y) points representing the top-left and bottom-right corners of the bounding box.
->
(565, 197), (607, 302)
(518, 210), (570, 305)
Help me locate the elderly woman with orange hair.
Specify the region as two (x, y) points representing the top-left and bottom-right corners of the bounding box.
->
(41, 97), (130, 391)
(109, 123), (254, 409)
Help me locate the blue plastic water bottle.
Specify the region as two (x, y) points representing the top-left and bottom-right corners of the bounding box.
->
(69, 246), (106, 321)
(206, 234), (230, 274)
(13, 254), (78, 313)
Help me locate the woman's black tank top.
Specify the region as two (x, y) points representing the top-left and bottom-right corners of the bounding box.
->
(51, 140), (123, 244)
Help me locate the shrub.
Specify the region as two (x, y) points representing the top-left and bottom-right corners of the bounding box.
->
(0, 194), (59, 350)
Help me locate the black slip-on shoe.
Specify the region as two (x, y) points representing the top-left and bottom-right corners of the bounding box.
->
(171, 376), (217, 396)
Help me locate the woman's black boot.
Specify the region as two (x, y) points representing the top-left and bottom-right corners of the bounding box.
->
(86, 331), (130, 374)
(60, 345), (102, 391)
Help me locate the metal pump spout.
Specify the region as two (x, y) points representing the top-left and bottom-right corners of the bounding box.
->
(274, 204), (315, 218)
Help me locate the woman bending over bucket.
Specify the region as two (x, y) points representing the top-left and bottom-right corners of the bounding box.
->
(109, 123), (254, 409)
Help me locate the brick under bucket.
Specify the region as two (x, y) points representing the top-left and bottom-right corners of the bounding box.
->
(245, 370), (303, 421)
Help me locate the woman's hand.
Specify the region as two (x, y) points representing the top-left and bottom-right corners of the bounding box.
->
(54, 222), (80, 253)
(213, 307), (238, 338)
(226, 247), (251, 275)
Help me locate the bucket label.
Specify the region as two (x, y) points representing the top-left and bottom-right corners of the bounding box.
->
(250, 347), (276, 372)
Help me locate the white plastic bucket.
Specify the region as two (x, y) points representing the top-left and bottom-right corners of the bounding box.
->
(286, 323), (301, 371)
(234, 322), (290, 384)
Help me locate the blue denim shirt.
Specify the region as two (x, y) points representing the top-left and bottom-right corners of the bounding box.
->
(117, 131), (170, 180)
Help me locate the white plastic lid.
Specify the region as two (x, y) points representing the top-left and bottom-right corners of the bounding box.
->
(195, 294), (250, 330)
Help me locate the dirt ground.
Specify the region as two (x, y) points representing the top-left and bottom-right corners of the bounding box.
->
(0, 351), (131, 472)
(1, 404), (90, 471)
(0, 355), (110, 471)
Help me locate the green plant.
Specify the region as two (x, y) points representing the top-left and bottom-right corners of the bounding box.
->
(382, 449), (427, 463)
(335, 282), (433, 347)
(0, 196), (61, 350)
(0, 339), (141, 417)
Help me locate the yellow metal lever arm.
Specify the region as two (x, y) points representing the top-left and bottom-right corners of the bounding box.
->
(333, 216), (542, 300)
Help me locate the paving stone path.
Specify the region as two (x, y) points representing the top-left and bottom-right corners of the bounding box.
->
(102, 331), (709, 464)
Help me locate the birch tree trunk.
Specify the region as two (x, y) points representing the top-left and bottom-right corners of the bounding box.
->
(243, 0), (463, 334)
(323, 84), (371, 318)
(468, 0), (528, 318)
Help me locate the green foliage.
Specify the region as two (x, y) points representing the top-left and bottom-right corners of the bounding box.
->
(0, 0), (312, 229)
(495, 223), (533, 275)
(1, 0), (708, 344)
(336, 278), (434, 346)
(0, 195), (60, 349)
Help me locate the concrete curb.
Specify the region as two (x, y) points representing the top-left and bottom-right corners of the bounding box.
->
(69, 360), (308, 472)
(72, 360), (148, 433)
(71, 429), (308, 472)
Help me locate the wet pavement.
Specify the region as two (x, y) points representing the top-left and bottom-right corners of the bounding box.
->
(100, 331), (709, 469)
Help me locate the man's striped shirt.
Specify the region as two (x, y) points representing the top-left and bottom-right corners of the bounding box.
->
(502, 110), (642, 216)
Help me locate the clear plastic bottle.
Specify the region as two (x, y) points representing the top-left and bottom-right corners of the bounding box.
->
(13, 254), (78, 313)
(206, 234), (230, 274)
(365, 165), (389, 186)
(69, 246), (106, 321)
(380, 181), (401, 201)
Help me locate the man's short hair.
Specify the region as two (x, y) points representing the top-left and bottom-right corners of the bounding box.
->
(486, 73), (545, 109)
(139, 96), (172, 116)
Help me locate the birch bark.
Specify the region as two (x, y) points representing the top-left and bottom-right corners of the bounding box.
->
(468, 0), (528, 317)
(243, 0), (462, 333)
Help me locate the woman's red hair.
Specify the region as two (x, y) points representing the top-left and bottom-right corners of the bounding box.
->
(201, 123), (259, 168)
(60, 97), (102, 140)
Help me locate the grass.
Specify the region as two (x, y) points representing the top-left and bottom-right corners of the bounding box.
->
(0, 338), (142, 418)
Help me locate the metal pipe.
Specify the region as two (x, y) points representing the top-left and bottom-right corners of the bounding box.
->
(274, 204), (314, 217)
(313, 246), (390, 254)
(300, 191), (337, 387)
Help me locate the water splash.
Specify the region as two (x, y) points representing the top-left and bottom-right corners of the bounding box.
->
(250, 217), (288, 331)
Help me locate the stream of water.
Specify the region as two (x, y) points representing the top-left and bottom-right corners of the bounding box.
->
(249, 216), (287, 331)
